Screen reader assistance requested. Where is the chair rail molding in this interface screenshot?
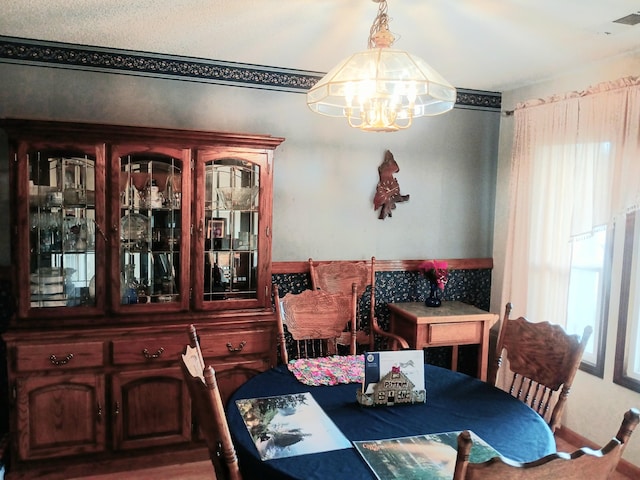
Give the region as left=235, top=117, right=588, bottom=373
left=273, top=258, right=493, bottom=274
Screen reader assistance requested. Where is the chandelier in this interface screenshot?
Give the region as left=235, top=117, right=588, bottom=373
left=306, top=0, right=456, bottom=132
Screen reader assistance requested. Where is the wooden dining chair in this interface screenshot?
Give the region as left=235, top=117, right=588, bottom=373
left=453, top=408, right=639, bottom=479
left=273, top=283, right=359, bottom=364
left=181, top=324, right=243, bottom=480
left=308, top=256, right=409, bottom=352
left=489, top=302, right=592, bottom=433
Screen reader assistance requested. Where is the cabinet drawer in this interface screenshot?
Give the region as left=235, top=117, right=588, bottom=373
left=112, top=335, right=185, bottom=366
left=15, top=342, right=105, bottom=372
left=199, top=327, right=273, bottom=358
left=428, top=322, right=482, bottom=345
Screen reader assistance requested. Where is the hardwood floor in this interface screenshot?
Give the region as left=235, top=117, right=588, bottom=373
left=66, top=460, right=214, bottom=480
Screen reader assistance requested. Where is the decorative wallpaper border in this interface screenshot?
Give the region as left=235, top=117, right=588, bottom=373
left=0, top=36, right=501, bottom=112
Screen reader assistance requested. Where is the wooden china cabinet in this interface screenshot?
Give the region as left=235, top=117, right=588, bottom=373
left=0, top=119, right=283, bottom=479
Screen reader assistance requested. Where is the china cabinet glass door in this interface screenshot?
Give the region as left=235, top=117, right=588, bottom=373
left=195, top=150, right=272, bottom=311
left=27, top=150, right=101, bottom=314
left=116, top=150, right=187, bottom=309
left=204, top=159, right=259, bottom=300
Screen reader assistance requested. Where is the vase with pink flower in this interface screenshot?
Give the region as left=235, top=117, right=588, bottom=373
left=419, top=260, right=448, bottom=307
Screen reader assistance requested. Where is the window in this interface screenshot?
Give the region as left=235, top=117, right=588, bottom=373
left=566, top=227, right=611, bottom=377
left=614, top=211, right=640, bottom=392
left=509, top=79, right=640, bottom=394
left=533, top=140, right=612, bottom=378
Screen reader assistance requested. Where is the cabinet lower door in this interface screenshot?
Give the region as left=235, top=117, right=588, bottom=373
left=111, top=367, right=191, bottom=450
left=15, top=374, right=106, bottom=460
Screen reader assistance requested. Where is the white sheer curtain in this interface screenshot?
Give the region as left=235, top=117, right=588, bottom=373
left=501, top=77, right=640, bottom=324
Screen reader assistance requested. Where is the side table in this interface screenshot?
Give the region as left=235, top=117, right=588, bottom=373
left=387, top=301, right=498, bottom=380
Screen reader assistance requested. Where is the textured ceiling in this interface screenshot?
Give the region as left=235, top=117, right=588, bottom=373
left=2, top=0, right=640, bottom=92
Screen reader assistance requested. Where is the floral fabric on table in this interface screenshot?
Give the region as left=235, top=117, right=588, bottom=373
left=287, top=355, right=364, bottom=386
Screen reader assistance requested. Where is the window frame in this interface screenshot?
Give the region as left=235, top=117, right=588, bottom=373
left=613, top=211, right=640, bottom=392
left=566, top=226, right=612, bottom=378
left=575, top=226, right=612, bottom=378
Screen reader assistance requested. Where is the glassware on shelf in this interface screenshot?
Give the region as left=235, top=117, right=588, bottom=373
left=63, top=187, right=87, bottom=206
left=29, top=211, right=39, bottom=231
left=161, top=276, right=175, bottom=294
left=30, top=181, right=60, bottom=208
left=119, top=171, right=131, bottom=206
left=130, top=172, right=150, bottom=208
left=205, top=174, right=214, bottom=210
left=167, top=173, right=182, bottom=208
left=203, top=159, right=262, bottom=300
left=235, top=231, right=250, bottom=250
left=63, top=214, right=87, bottom=251
left=136, top=279, right=150, bottom=304
left=118, top=158, right=182, bottom=308
left=121, top=263, right=139, bottom=304
left=59, top=157, right=94, bottom=207
left=151, top=171, right=170, bottom=207
left=120, top=213, right=150, bottom=250
left=215, top=186, right=259, bottom=210
left=86, top=217, right=96, bottom=250
left=26, top=154, right=98, bottom=310
left=74, top=214, right=88, bottom=252
left=46, top=191, right=63, bottom=207
left=144, top=179, right=164, bottom=209
left=39, top=212, right=62, bottom=253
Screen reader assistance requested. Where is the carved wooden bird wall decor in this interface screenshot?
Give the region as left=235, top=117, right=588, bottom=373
left=373, top=150, right=410, bottom=220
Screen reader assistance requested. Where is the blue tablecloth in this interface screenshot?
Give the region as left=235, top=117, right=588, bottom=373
left=227, top=364, right=555, bottom=480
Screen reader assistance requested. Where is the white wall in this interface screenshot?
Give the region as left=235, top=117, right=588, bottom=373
left=0, top=62, right=499, bottom=265
left=493, top=51, right=640, bottom=464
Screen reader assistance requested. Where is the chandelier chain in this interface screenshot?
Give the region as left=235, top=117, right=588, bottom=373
left=368, top=0, right=391, bottom=48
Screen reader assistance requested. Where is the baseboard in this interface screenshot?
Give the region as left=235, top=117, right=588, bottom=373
left=556, top=424, right=639, bottom=478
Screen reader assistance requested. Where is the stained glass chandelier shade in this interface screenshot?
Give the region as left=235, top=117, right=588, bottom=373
left=306, top=0, right=456, bottom=132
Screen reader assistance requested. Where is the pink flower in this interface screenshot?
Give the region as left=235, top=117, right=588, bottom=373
left=419, top=260, right=448, bottom=290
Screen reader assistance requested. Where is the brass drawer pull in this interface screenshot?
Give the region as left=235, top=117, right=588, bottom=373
left=226, top=341, right=247, bottom=353
left=142, top=347, right=165, bottom=359
left=49, top=353, right=74, bottom=366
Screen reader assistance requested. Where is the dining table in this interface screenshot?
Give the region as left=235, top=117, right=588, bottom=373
left=226, top=358, right=556, bottom=480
